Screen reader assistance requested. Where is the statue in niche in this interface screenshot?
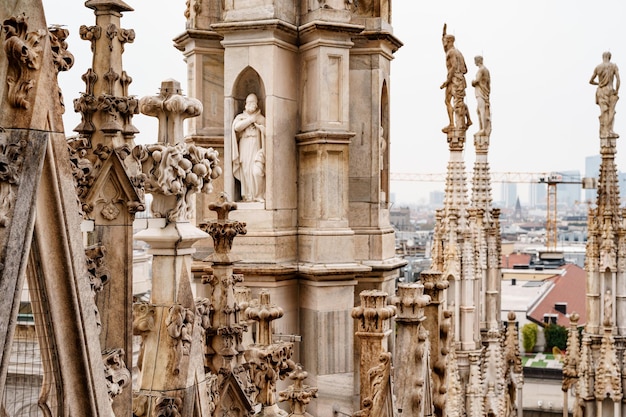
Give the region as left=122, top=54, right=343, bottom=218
left=232, top=94, right=266, bottom=202
left=590, top=52, right=620, bottom=139
left=604, top=289, right=613, bottom=326
left=440, top=24, right=472, bottom=133
left=472, top=55, right=491, bottom=136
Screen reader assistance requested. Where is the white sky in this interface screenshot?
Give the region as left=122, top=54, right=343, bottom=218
left=42, top=1, right=626, bottom=204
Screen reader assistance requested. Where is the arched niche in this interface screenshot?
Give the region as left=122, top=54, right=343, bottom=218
left=230, top=67, right=267, bottom=202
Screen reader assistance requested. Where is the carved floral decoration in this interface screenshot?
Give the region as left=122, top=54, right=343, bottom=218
left=102, top=348, right=131, bottom=402
left=132, top=302, right=156, bottom=371
left=277, top=364, right=318, bottom=416
left=2, top=14, right=45, bottom=109
left=48, top=25, right=74, bottom=113
left=133, top=143, right=220, bottom=222
left=165, top=304, right=194, bottom=376
left=353, top=353, right=393, bottom=417
left=0, top=129, right=27, bottom=227
left=154, top=396, right=182, bottom=417
left=85, top=244, right=110, bottom=331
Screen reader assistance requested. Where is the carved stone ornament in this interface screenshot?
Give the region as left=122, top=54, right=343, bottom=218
left=132, top=302, right=156, bottom=370
left=85, top=244, right=110, bottom=331
left=245, top=342, right=295, bottom=412
left=102, top=348, right=131, bottom=402
left=100, top=201, right=120, bottom=220
left=2, top=14, right=46, bottom=109
left=165, top=304, right=194, bottom=375
left=48, top=25, right=74, bottom=113
left=0, top=129, right=27, bottom=226
left=133, top=142, right=221, bottom=222
left=79, top=24, right=101, bottom=51
left=353, top=352, right=394, bottom=417
left=278, top=364, right=318, bottom=417
left=200, top=193, right=247, bottom=255
left=154, top=396, right=182, bottom=417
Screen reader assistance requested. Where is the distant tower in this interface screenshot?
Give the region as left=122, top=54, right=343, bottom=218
left=513, top=197, right=523, bottom=221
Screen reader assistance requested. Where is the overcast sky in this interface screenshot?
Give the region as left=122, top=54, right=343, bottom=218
left=42, top=1, right=626, bottom=204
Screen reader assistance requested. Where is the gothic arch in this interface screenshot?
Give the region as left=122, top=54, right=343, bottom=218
left=232, top=67, right=266, bottom=116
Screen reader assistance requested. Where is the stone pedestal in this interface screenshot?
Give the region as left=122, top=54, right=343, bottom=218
left=133, top=220, right=209, bottom=417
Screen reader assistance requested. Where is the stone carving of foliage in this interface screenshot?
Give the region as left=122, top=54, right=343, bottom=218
left=245, top=342, right=295, bottom=410
left=85, top=244, right=110, bottom=331
left=133, top=142, right=220, bottom=222
left=2, top=14, right=45, bottom=109
left=117, top=27, right=135, bottom=52
left=102, top=348, right=131, bottom=402
left=132, top=302, right=156, bottom=370
left=48, top=25, right=74, bottom=113
left=353, top=352, right=393, bottom=417
left=0, top=129, right=27, bottom=226
left=154, top=396, right=182, bottom=417
left=79, top=25, right=101, bottom=51
left=165, top=304, right=194, bottom=375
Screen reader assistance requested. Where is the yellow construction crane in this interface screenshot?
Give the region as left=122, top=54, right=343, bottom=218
left=538, top=173, right=595, bottom=251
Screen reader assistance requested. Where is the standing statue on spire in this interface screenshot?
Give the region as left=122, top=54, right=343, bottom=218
left=440, top=23, right=472, bottom=133
left=472, top=55, right=491, bottom=137
left=590, top=51, right=620, bottom=139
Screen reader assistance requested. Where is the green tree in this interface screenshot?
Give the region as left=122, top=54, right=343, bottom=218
left=521, top=323, right=538, bottom=354
left=544, top=323, right=568, bottom=352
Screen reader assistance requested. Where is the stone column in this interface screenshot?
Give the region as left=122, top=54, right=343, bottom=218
left=69, top=3, right=144, bottom=416
left=351, top=290, right=396, bottom=405
left=132, top=80, right=221, bottom=417
left=390, top=283, right=431, bottom=416
left=421, top=269, right=450, bottom=417
left=198, top=197, right=257, bottom=415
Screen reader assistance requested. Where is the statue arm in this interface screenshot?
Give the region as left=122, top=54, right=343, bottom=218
left=233, top=114, right=255, bottom=133
left=615, top=68, right=620, bottom=92
left=590, top=68, right=599, bottom=85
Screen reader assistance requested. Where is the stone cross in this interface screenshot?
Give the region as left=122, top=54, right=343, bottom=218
left=139, top=79, right=202, bottom=145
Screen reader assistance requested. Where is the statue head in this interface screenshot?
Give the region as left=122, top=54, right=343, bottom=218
left=245, top=93, right=258, bottom=114
left=603, top=51, right=612, bottom=62
left=474, top=55, right=483, bottom=66
left=442, top=34, right=455, bottom=51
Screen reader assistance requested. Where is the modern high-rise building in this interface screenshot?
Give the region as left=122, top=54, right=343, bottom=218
left=585, top=154, right=601, bottom=202
left=501, top=182, right=518, bottom=208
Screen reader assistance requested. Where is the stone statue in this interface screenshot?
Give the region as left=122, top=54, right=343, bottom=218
left=590, top=52, right=620, bottom=139
left=440, top=24, right=472, bottom=133
left=604, top=289, right=613, bottom=326
left=472, top=55, right=491, bottom=136
left=232, top=93, right=266, bottom=202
